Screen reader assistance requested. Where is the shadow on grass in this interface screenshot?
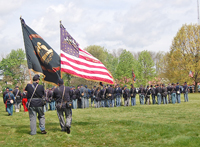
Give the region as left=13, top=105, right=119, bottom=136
left=46, top=121, right=96, bottom=132
left=1, top=124, right=30, bottom=134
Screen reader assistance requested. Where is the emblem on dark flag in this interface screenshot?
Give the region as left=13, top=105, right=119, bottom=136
left=20, top=17, right=61, bottom=85
left=35, top=42, right=53, bottom=64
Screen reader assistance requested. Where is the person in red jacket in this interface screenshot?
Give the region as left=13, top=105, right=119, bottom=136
left=22, top=89, right=28, bottom=112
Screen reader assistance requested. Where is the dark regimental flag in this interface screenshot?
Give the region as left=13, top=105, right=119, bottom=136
left=20, top=17, right=61, bottom=85
left=60, top=22, right=114, bottom=84
left=132, top=69, right=136, bottom=82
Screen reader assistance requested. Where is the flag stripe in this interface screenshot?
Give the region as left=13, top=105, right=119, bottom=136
left=62, top=68, right=113, bottom=84
left=79, top=49, right=100, bottom=61
left=61, top=51, right=113, bottom=78
left=61, top=51, right=105, bottom=67
left=61, top=65, right=113, bottom=82
left=61, top=56, right=106, bottom=71
left=61, top=60, right=113, bottom=78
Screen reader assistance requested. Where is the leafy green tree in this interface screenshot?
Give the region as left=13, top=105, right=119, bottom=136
left=115, top=49, right=136, bottom=86
left=136, top=50, right=156, bottom=86
left=105, top=52, right=118, bottom=79
left=0, top=49, right=28, bottom=88
left=159, top=24, right=200, bottom=92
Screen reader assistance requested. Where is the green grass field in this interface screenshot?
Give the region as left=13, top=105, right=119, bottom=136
left=0, top=94, right=200, bottom=147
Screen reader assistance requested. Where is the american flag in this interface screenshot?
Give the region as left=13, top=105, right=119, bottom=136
left=60, top=23, right=114, bottom=84
left=189, top=70, right=194, bottom=78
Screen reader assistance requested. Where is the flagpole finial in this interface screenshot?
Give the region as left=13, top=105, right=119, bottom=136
left=20, top=15, right=22, bottom=19
left=60, top=20, right=62, bottom=24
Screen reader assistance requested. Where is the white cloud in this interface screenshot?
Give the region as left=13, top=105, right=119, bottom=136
left=0, top=0, right=198, bottom=56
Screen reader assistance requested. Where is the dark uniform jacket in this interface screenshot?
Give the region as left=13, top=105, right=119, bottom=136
left=100, top=88, right=106, bottom=100
left=162, top=87, right=168, bottom=97
left=72, top=89, right=77, bottom=100
left=176, top=85, right=182, bottom=94
left=130, top=87, right=137, bottom=98
left=85, top=88, right=89, bottom=99
left=151, top=88, right=156, bottom=96
left=114, top=87, right=122, bottom=96
left=75, top=88, right=81, bottom=100
left=91, top=88, right=96, bottom=98
left=145, top=88, right=151, bottom=98
left=123, top=88, right=129, bottom=99
left=171, top=86, right=176, bottom=93
left=5, top=92, right=15, bottom=105
left=95, top=90, right=101, bottom=101
left=167, top=86, right=172, bottom=94
left=13, top=89, right=22, bottom=103
left=138, top=87, right=146, bottom=95
left=155, top=86, right=162, bottom=95
left=106, top=87, right=114, bottom=100
left=25, top=82, right=45, bottom=107
left=53, top=85, right=72, bottom=103
left=183, top=85, right=188, bottom=93
left=80, top=86, right=86, bottom=98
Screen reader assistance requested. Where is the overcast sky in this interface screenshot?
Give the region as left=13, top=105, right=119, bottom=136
left=0, top=0, right=198, bottom=56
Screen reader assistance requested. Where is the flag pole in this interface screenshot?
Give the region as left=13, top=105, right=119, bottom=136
left=28, top=69, right=32, bottom=84
left=60, top=20, right=62, bottom=79
left=198, top=0, right=200, bottom=25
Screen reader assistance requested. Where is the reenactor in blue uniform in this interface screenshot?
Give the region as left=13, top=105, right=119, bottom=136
left=4, top=89, right=15, bottom=116
left=106, top=85, right=114, bottom=107
left=79, top=85, right=86, bottom=109
left=25, top=74, right=46, bottom=135
left=145, top=86, right=151, bottom=105
left=91, top=86, right=96, bottom=107
left=138, top=85, right=146, bottom=105
left=13, top=86, right=22, bottom=112
left=130, top=84, right=137, bottom=106
left=123, top=85, right=130, bottom=106
left=176, top=82, right=182, bottom=103
left=76, top=85, right=81, bottom=108
left=171, top=83, right=176, bottom=104
left=105, top=85, right=109, bottom=107
left=162, top=84, right=168, bottom=104
left=72, top=86, right=77, bottom=109
left=50, top=87, right=56, bottom=110
left=53, top=79, right=72, bottom=134
left=183, top=82, right=189, bottom=102
left=47, top=88, right=53, bottom=111
left=114, top=84, right=122, bottom=107
left=167, top=83, right=172, bottom=103
left=150, top=85, right=156, bottom=104
left=155, top=84, right=162, bottom=105
left=100, top=86, right=106, bottom=107
left=84, top=85, right=89, bottom=108
left=95, top=87, right=101, bottom=108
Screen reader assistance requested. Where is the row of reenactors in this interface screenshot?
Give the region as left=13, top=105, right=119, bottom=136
left=3, top=86, right=57, bottom=115
left=59, top=81, right=189, bottom=109
left=3, top=81, right=189, bottom=114
left=3, top=86, right=29, bottom=115
left=136, top=82, right=189, bottom=105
